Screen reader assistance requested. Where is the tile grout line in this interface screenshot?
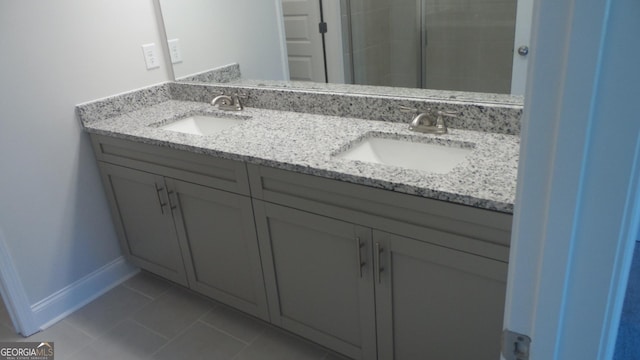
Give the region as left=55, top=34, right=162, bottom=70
left=83, top=317, right=165, bottom=360
left=60, top=319, right=98, bottom=341
left=120, top=284, right=156, bottom=301
left=121, top=282, right=174, bottom=302
left=229, top=342, right=251, bottom=360
left=195, top=319, right=252, bottom=346
left=62, top=286, right=157, bottom=352
left=59, top=318, right=133, bottom=359
left=195, top=306, right=253, bottom=360
left=146, top=303, right=217, bottom=358
left=129, top=319, right=171, bottom=341
left=89, top=316, right=136, bottom=342
left=246, top=326, right=266, bottom=346
left=64, top=274, right=338, bottom=359
left=146, top=317, right=203, bottom=358
left=229, top=327, right=271, bottom=360
left=153, top=283, right=174, bottom=298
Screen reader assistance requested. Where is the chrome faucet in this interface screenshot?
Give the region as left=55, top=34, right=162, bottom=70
left=400, top=106, right=457, bottom=134
left=211, top=92, right=246, bottom=111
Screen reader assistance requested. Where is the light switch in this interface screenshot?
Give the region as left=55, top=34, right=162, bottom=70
left=168, top=39, right=183, bottom=64
left=141, top=43, right=160, bottom=70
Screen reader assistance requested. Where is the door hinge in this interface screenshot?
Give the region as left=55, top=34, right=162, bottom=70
left=319, top=22, right=328, bottom=34
left=501, top=329, right=531, bottom=360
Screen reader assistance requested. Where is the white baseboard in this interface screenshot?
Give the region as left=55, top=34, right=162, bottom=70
left=31, top=257, right=138, bottom=330
left=0, top=230, right=39, bottom=336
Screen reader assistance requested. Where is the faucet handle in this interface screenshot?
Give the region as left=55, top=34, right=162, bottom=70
left=437, top=110, right=458, bottom=118
left=431, top=110, right=456, bottom=134
left=399, top=106, right=418, bottom=113
left=233, top=92, right=248, bottom=99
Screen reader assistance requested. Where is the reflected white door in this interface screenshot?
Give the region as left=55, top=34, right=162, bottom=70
left=281, top=0, right=326, bottom=82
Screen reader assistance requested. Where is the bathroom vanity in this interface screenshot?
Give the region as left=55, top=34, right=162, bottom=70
left=78, top=81, right=521, bottom=360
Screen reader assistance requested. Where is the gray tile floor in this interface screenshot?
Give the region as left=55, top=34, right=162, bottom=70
left=0, top=272, right=349, bottom=360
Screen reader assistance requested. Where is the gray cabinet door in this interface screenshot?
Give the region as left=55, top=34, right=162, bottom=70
left=254, top=201, right=377, bottom=360
left=167, top=179, right=269, bottom=320
left=374, top=230, right=507, bottom=360
left=99, top=163, right=189, bottom=286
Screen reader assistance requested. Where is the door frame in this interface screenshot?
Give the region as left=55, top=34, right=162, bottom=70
left=510, top=0, right=534, bottom=95
left=321, top=0, right=346, bottom=83
left=504, top=0, right=639, bottom=358
left=274, top=0, right=291, bottom=80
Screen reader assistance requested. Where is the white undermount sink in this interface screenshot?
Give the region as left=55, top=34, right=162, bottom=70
left=160, top=115, right=243, bottom=135
left=335, top=136, right=473, bottom=174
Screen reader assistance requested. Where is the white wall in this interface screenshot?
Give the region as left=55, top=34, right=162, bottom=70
left=159, top=0, right=287, bottom=80
left=0, top=0, right=169, bottom=309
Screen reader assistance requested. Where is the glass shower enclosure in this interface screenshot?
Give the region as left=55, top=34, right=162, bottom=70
left=343, top=0, right=517, bottom=94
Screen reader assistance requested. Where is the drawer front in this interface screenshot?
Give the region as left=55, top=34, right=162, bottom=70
left=91, top=134, right=250, bottom=195
left=248, top=164, right=512, bottom=262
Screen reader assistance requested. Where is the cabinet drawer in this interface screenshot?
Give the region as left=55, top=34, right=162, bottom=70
left=248, top=164, right=512, bottom=262
left=91, top=134, right=250, bottom=195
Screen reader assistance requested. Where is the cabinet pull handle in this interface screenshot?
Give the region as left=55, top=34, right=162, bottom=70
left=356, top=237, right=365, bottom=278
left=154, top=183, right=167, bottom=214
left=375, top=242, right=384, bottom=284
left=167, top=190, right=178, bottom=210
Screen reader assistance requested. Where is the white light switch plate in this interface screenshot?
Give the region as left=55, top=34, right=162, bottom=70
left=141, top=43, right=160, bottom=70
left=168, top=39, right=183, bottom=64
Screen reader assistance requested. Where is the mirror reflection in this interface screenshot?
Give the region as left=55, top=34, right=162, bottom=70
left=158, top=0, right=528, bottom=96
left=158, top=0, right=289, bottom=81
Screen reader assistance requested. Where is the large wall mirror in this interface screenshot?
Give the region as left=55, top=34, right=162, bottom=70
left=157, top=0, right=531, bottom=96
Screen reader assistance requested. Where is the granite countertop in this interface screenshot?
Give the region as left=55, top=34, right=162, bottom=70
left=223, top=79, right=525, bottom=106
left=82, top=99, right=519, bottom=213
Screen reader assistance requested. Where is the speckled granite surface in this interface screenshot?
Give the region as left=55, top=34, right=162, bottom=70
left=224, top=79, right=524, bottom=106
left=76, top=83, right=171, bottom=124
left=176, top=63, right=241, bottom=83
left=179, top=76, right=524, bottom=106
left=78, top=99, right=519, bottom=213
left=169, top=82, right=522, bottom=135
